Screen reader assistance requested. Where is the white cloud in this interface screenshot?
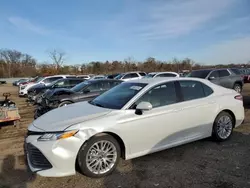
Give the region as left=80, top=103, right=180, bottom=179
left=8, top=17, right=50, bottom=35
left=196, top=36, right=250, bottom=64
left=137, top=0, right=236, bottom=40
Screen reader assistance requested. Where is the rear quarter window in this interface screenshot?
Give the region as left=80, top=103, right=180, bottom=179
left=202, top=84, right=213, bottom=96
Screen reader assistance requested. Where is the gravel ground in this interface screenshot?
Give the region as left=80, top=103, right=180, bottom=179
left=0, top=84, right=250, bottom=188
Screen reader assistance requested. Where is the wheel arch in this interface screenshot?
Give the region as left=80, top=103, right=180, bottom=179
left=75, top=131, right=127, bottom=173
left=216, top=109, right=236, bottom=128
left=234, top=81, right=243, bottom=87
left=59, top=99, right=74, bottom=104
left=102, top=132, right=126, bottom=159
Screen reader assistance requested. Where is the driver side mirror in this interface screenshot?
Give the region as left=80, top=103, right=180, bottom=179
left=83, top=89, right=90, bottom=94
left=135, top=101, right=152, bottom=115
left=208, top=76, right=215, bottom=80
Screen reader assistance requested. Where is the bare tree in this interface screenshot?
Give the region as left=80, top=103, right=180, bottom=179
left=0, top=49, right=22, bottom=77
left=48, top=49, right=66, bottom=72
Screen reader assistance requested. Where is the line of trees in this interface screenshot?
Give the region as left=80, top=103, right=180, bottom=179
left=0, top=48, right=249, bottom=78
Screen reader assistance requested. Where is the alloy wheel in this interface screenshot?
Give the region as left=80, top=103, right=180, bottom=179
left=86, top=141, right=117, bottom=175
left=216, top=115, right=233, bottom=139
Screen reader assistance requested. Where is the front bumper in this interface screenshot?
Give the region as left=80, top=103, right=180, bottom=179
left=19, top=90, right=27, bottom=96
left=25, top=134, right=85, bottom=177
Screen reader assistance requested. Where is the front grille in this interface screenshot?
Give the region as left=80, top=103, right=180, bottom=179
left=26, top=143, right=52, bottom=169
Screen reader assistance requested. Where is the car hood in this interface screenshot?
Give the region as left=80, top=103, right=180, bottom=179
left=29, top=101, right=112, bottom=132
left=33, top=84, right=48, bottom=89
left=29, top=83, right=47, bottom=91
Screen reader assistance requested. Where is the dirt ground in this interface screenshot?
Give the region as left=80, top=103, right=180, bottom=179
left=0, top=84, right=250, bottom=188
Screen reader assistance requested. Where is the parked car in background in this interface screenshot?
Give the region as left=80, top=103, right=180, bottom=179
left=187, top=68, right=244, bottom=93
left=27, top=78, right=85, bottom=103
left=19, top=76, right=40, bottom=86
left=114, top=71, right=147, bottom=81
left=144, top=72, right=179, bottom=78
left=26, top=77, right=244, bottom=178
left=89, top=75, right=106, bottom=80
left=77, top=75, right=93, bottom=79
left=238, top=68, right=250, bottom=83
left=106, top=73, right=120, bottom=79
left=34, top=79, right=123, bottom=118
left=19, top=75, right=75, bottom=97
left=12, top=78, right=30, bottom=86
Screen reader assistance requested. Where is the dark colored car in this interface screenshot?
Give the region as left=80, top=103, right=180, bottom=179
left=187, top=68, right=244, bottom=93
left=27, top=78, right=85, bottom=103
left=34, top=79, right=123, bottom=119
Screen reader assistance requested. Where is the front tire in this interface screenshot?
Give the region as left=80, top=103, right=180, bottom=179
left=212, top=111, right=234, bottom=142
left=77, top=133, right=121, bottom=178
left=233, top=83, right=242, bottom=93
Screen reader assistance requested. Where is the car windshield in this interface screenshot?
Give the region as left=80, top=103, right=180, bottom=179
left=144, top=74, right=156, bottom=78
left=89, top=82, right=147, bottom=109
left=35, top=77, right=44, bottom=83
left=71, top=81, right=89, bottom=92
left=47, top=79, right=61, bottom=87
left=114, top=74, right=124, bottom=79
left=187, top=70, right=211, bottom=78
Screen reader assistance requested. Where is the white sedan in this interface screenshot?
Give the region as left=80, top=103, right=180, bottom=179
left=25, top=77, right=244, bottom=178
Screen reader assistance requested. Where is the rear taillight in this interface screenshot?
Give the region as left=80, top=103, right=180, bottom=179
left=235, top=95, right=243, bottom=101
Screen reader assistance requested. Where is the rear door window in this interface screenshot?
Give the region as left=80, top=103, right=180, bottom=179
left=179, top=81, right=205, bottom=101
left=209, top=71, right=219, bottom=78
left=54, top=80, right=69, bottom=87
left=218, top=70, right=230, bottom=77
left=69, top=79, right=83, bottom=85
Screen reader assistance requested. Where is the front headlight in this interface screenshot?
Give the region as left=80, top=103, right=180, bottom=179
left=37, top=130, right=78, bottom=141
left=21, top=85, right=26, bottom=90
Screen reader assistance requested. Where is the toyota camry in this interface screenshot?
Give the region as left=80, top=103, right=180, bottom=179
left=25, top=77, right=244, bottom=178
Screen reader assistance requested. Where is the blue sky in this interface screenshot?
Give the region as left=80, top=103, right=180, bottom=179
left=0, top=0, right=250, bottom=65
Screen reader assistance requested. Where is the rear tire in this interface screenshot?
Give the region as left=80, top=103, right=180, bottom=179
left=77, top=133, right=121, bottom=178
left=233, top=83, right=242, bottom=93
left=212, top=111, right=234, bottom=142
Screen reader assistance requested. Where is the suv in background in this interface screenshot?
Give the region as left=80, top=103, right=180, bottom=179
left=144, top=72, right=179, bottom=78
left=188, top=68, right=244, bottom=93
left=114, top=71, right=147, bottom=81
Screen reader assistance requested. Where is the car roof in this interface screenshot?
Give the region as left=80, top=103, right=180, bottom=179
left=86, top=79, right=123, bottom=83
left=123, top=71, right=145, bottom=74
left=57, top=78, right=85, bottom=81
left=44, top=75, right=74, bottom=78
left=127, top=77, right=212, bottom=85
left=149, top=71, right=178, bottom=74
left=192, top=68, right=233, bottom=72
